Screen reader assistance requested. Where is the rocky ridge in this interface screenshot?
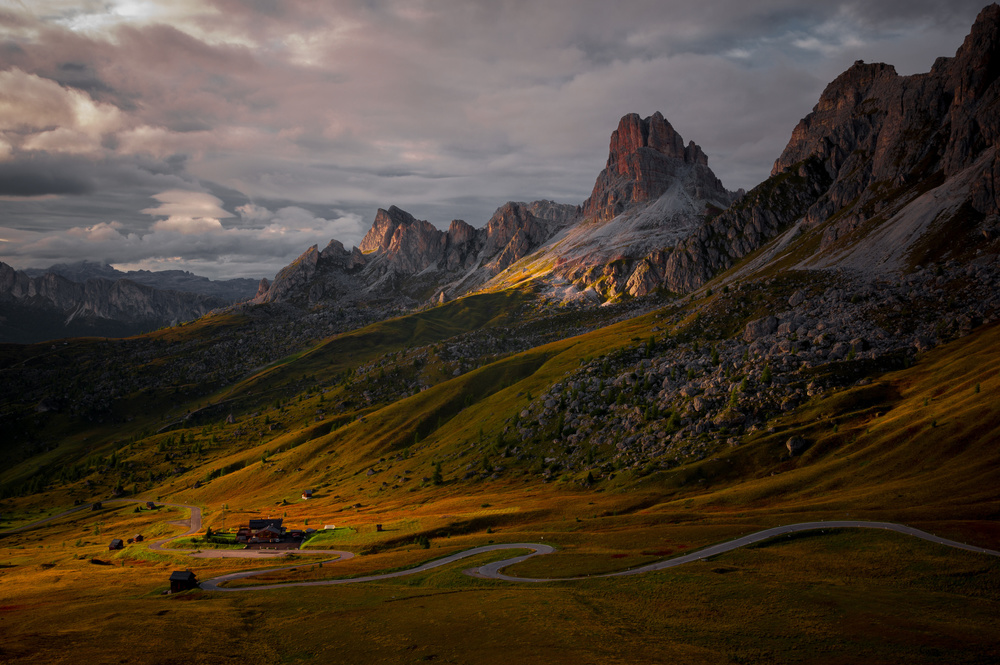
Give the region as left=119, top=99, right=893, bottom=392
left=651, top=3, right=1000, bottom=292
left=250, top=200, right=579, bottom=307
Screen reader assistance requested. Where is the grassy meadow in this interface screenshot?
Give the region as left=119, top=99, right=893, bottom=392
left=2, top=284, right=1000, bottom=663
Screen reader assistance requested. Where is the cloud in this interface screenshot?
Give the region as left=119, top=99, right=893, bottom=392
left=1, top=192, right=364, bottom=279
left=0, top=157, right=96, bottom=196
left=0, top=67, right=126, bottom=158
left=142, top=189, right=231, bottom=234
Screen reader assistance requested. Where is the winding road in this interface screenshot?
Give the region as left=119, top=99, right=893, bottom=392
left=3, top=500, right=998, bottom=591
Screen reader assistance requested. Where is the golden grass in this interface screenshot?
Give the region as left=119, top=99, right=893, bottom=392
left=3, top=522, right=998, bottom=664
left=5, top=280, right=1000, bottom=661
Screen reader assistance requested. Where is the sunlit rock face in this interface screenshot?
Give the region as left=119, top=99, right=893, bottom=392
left=581, top=111, right=728, bottom=223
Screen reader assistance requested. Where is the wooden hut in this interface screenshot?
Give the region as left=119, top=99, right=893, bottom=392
left=169, top=570, right=198, bottom=593
left=109, top=538, right=124, bottom=550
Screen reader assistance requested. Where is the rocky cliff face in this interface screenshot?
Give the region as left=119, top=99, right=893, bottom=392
left=491, top=112, right=736, bottom=300
left=581, top=112, right=727, bottom=222
left=648, top=3, right=1000, bottom=292
left=0, top=261, right=230, bottom=343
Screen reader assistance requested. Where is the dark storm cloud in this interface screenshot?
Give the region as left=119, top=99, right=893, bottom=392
left=0, top=161, right=94, bottom=196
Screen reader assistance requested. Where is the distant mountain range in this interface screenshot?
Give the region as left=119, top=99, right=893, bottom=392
left=0, top=261, right=259, bottom=343
left=21, top=261, right=259, bottom=301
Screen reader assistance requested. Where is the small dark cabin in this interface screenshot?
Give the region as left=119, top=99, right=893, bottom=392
left=109, top=538, right=124, bottom=550
left=169, top=570, right=198, bottom=593
left=146, top=501, right=156, bottom=509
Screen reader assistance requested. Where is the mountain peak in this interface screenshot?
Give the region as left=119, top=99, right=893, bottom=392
left=359, top=206, right=420, bottom=254
left=581, top=112, right=724, bottom=222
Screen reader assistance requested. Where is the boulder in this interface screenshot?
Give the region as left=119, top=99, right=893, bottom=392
left=786, top=436, right=807, bottom=455
left=744, top=316, right=778, bottom=342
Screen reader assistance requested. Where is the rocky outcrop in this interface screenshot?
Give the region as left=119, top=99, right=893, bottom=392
left=582, top=112, right=726, bottom=222
left=506, top=112, right=736, bottom=300
left=254, top=245, right=320, bottom=304
left=655, top=156, right=834, bottom=292
left=773, top=4, right=1000, bottom=241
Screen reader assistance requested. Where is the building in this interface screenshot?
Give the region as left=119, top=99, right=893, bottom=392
left=146, top=501, right=156, bottom=509
left=169, top=570, right=198, bottom=593
left=301, top=489, right=313, bottom=499
left=133, top=534, right=144, bottom=543
left=248, top=518, right=283, bottom=531
left=239, top=518, right=286, bottom=544
left=109, top=538, right=124, bottom=550
left=250, top=524, right=282, bottom=543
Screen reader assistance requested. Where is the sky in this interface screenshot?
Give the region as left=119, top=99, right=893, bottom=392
left=0, top=0, right=991, bottom=280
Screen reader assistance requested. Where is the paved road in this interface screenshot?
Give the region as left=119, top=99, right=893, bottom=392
left=471, top=521, right=1000, bottom=583
left=201, top=543, right=553, bottom=591
left=203, top=520, right=1000, bottom=591
left=5, top=501, right=998, bottom=590
left=0, top=498, right=199, bottom=537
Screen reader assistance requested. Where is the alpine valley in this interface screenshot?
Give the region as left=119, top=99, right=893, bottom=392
left=2, top=6, right=1000, bottom=665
